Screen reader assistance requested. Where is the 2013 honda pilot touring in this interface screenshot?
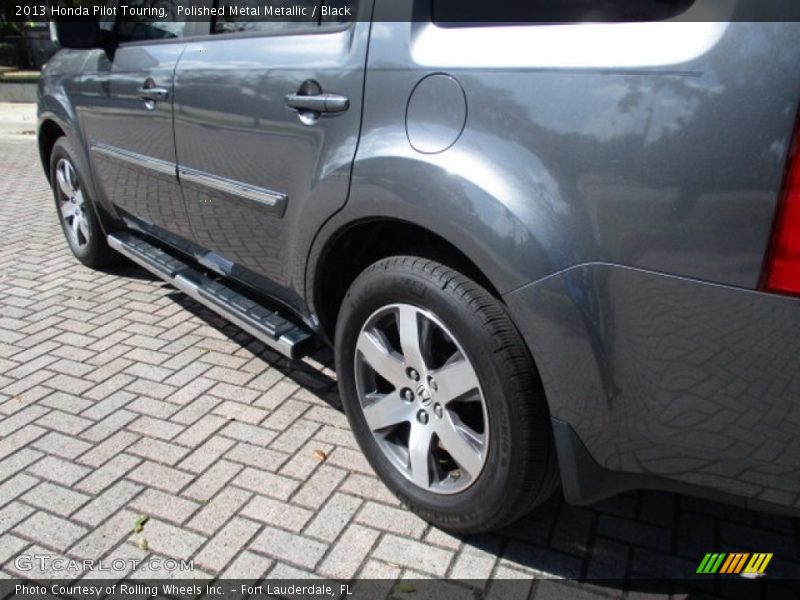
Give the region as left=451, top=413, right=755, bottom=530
left=38, top=1, right=800, bottom=532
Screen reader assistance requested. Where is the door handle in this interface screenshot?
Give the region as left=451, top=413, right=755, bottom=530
left=138, top=86, right=169, bottom=102
left=284, top=93, right=349, bottom=114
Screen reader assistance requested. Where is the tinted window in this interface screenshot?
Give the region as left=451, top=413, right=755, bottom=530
left=433, top=0, right=694, bottom=25
left=214, top=0, right=321, bottom=34
left=115, top=0, right=187, bottom=42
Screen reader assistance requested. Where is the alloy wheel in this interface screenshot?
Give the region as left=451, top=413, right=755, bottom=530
left=354, top=303, right=489, bottom=494
left=55, top=158, right=90, bottom=249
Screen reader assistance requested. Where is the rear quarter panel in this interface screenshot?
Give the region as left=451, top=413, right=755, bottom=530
left=338, top=7, right=800, bottom=507
left=346, top=15, right=800, bottom=292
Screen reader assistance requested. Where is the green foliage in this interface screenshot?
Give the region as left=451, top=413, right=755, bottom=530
left=131, top=514, right=150, bottom=533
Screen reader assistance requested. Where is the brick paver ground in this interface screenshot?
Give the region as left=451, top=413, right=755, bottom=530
left=1, top=128, right=800, bottom=598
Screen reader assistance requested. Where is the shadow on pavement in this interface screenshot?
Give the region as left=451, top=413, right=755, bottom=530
left=100, top=259, right=162, bottom=282
left=168, top=290, right=340, bottom=409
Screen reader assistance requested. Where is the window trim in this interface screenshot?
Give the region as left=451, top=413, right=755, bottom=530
left=206, top=0, right=358, bottom=38
left=109, top=0, right=358, bottom=47
left=202, top=21, right=351, bottom=41
left=211, top=0, right=322, bottom=36
left=103, top=0, right=213, bottom=48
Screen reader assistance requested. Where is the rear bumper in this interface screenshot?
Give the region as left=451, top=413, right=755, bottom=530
left=505, top=263, right=800, bottom=513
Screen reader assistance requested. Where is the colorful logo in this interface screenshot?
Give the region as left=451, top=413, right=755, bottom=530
left=696, top=553, right=772, bottom=576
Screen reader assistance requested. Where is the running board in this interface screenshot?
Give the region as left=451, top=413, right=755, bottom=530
left=107, top=232, right=314, bottom=360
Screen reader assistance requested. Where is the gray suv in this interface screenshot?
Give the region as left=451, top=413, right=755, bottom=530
left=38, top=2, right=800, bottom=532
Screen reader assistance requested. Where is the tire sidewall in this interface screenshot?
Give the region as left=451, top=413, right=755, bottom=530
left=336, top=261, right=524, bottom=529
left=50, top=137, right=103, bottom=264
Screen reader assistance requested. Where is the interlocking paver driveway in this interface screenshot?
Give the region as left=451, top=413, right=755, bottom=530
left=1, top=124, right=800, bottom=598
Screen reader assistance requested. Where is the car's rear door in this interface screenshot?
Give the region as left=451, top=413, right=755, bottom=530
left=173, top=0, right=370, bottom=306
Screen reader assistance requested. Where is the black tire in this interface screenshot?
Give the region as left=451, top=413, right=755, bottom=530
left=50, top=137, right=119, bottom=268
left=335, top=256, right=559, bottom=533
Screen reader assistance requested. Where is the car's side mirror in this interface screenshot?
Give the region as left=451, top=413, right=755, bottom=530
left=50, top=20, right=102, bottom=49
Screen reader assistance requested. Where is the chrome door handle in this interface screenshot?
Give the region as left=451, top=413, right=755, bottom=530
left=138, top=86, right=169, bottom=102
left=284, top=93, right=349, bottom=114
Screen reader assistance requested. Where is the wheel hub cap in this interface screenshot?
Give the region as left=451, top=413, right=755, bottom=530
left=416, top=384, right=432, bottom=405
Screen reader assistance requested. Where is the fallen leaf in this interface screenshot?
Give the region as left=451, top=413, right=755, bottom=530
left=393, top=582, right=416, bottom=594
left=131, top=514, right=149, bottom=533
left=138, top=537, right=149, bottom=551
left=312, top=449, right=327, bottom=461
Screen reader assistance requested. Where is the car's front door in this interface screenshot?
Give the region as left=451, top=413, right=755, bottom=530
left=77, top=7, right=195, bottom=242
left=173, top=1, right=371, bottom=307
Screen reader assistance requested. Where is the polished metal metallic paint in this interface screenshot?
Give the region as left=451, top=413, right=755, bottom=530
left=507, top=264, right=800, bottom=509
left=81, top=43, right=192, bottom=239
left=405, top=73, right=467, bottom=154
left=172, top=18, right=372, bottom=296
left=38, top=1, right=800, bottom=512
left=349, top=14, right=800, bottom=291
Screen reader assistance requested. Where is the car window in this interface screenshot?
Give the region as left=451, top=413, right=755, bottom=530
left=432, top=0, right=694, bottom=25
left=213, top=0, right=322, bottom=34
left=115, top=0, right=188, bottom=42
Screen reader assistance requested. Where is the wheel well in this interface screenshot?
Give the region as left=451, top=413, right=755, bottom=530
left=38, top=120, right=65, bottom=182
left=314, top=219, right=502, bottom=343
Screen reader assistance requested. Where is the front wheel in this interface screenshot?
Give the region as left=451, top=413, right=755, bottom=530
left=50, top=137, right=119, bottom=269
left=335, top=256, right=558, bottom=533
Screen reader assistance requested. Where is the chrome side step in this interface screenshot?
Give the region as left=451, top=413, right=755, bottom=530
left=108, top=232, right=314, bottom=360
